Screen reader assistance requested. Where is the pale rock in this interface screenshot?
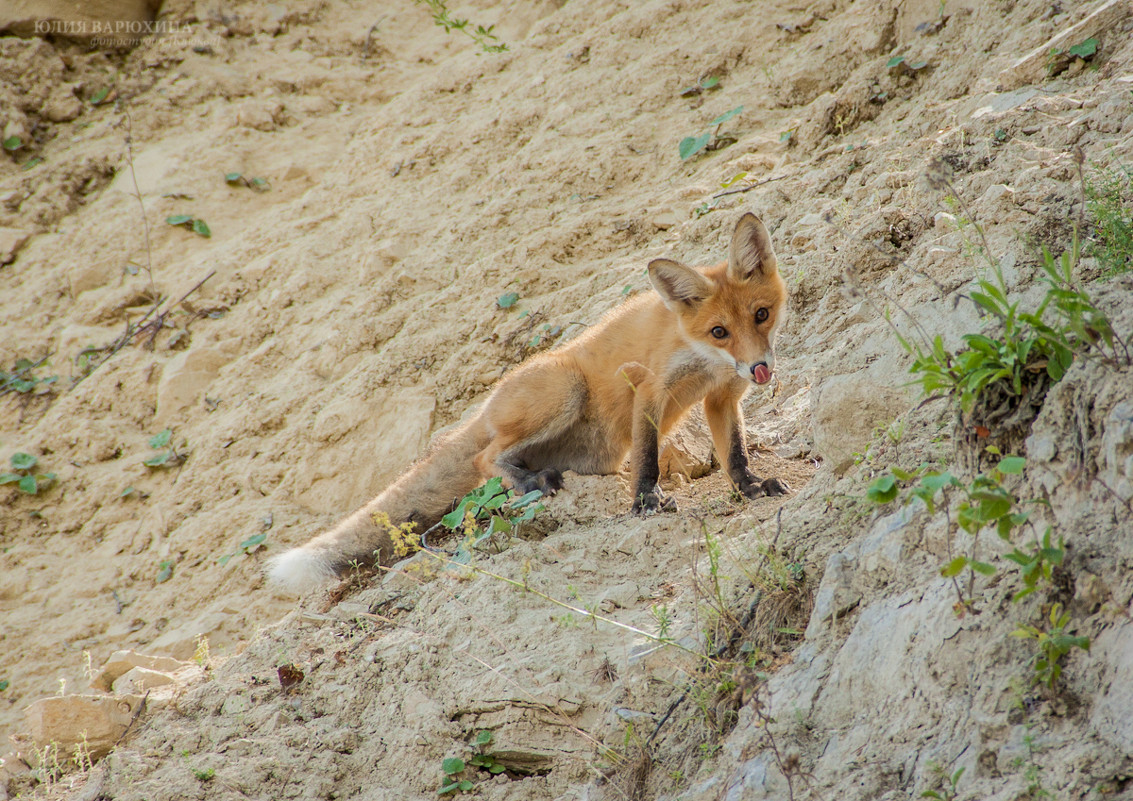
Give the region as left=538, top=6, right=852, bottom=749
left=147, top=610, right=232, bottom=660
left=23, top=694, right=144, bottom=759
left=90, top=650, right=187, bottom=692
left=110, top=667, right=177, bottom=695
left=811, top=373, right=908, bottom=474
left=650, top=208, right=680, bottom=230
left=806, top=550, right=860, bottom=637
left=0, top=227, right=31, bottom=265
left=981, top=183, right=1014, bottom=208
left=797, top=212, right=826, bottom=226
left=1099, top=401, right=1133, bottom=499
left=659, top=407, right=715, bottom=480
left=933, top=211, right=956, bottom=229
left=156, top=346, right=232, bottom=420
left=43, top=86, right=82, bottom=123
left=1090, top=622, right=1133, bottom=754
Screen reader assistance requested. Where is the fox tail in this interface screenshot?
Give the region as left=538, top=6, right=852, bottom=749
left=267, top=418, right=488, bottom=593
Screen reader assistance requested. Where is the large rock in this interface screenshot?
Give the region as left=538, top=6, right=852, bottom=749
left=811, top=373, right=908, bottom=474
left=23, top=694, right=144, bottom=759
left=89, top=650, right=187, bottom=692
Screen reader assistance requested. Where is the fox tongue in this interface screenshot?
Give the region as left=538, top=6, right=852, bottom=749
left=753, top=364, right=772, bottom=384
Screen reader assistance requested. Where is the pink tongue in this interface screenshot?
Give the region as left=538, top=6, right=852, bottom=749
left=753, top=364, right=772, bottom=384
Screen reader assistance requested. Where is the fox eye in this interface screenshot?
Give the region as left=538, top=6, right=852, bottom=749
left=710, top=326, right=728, bottom=339
left=755, top=307, right=769, bottom=323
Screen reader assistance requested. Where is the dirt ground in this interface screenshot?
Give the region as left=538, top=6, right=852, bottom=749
left=2, top=0, right=1132, bottom=799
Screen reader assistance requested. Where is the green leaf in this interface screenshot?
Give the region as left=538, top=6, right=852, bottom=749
left=225, top=172, right=243, bottom=182
left=21, top=156, right=43, bottom=171
left=970, top=560, right=997, bottom=576
left=700, top=76, right=719, bottom=89
left=997, top=456, right=1026, bottom=475
left=940, top=556, right=968, bottom=578
left=2, top=136, right=23, bottom=152
left=886, top=55, right=905, bottom=68
left=143, top=452, right=172, bottom=467
left=489, top=764, right=506, bottom=774
left=0, top=679, right=8, bottom=691
left=679, top=132, right=711, bottom=161
left=1067, top=37, right=1098, bottom=58
left=166, top=214, right=193, bottom=226
left=442, top=758, right=465, bottom=775
left=156, top=561, right=174, bottom=583
left=497, top=292, right=519, bottom=309
left=439, top=781, right=459, bottom=794
left=866, top=474, right=898, bottom=503
left=192, top=218, right=211, bottom=237
left=217, top=554, right=233, bottom=566
left=10, top=452, right=37, bottom=470
left=458, top=781, right=474, bottom=791
left=239, top=533, right=267, bottom=552
left=708, top=106, right=744, bottom=127
left=121, top=486, right=136, bottom=497
left=0, top=473, right=21, bottom=484
left=90, top=87, right=111, bottom=104
left=908, top=60, right=927, bottom=70
left=149, top=429, right=172, bottom=448
left=17, top=475, right=37, bottom=494
left=441, top=500, right=471, bottom=530
left=509, top=490, right=543, bottom=509
left=475, top=730, right=493, bottom=746
left=921, top=471, right=956, bottom=491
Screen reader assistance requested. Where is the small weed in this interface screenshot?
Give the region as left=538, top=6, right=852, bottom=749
left=528, top=322, right=562, bottom=348
left=921, top=765, right=964, bottom=800
left=679, top=106, right=744, bottom=161
left=1083, top=164, right=1133, bottom=276
left=0, top=679, right=9, bottom=691
left=886, top=55, right=928, bottom=75
left=497, top=291, right=519, bottom=309
left=439, top=476, right=544, bottom=562
left=144, top=428, right=184, bottom=468
left=89, top=86, right=112, bottom=105
left=71, top=732, right=94, bottom=775
left=439, top=758, right=473, bottom=794
left=1012, top=602, right=1090, bottom=689
left=679, top=75, right=721, bottom=97
left=0, top=452, right=57, bottom=495
left=224, top=172, right=270, bottom=191
left=1, top=357, right=58, bottom=396
left=192, top=767, right=215, bottom=782
left=165, top=214, right=211, bottom=238
left=216, top=533, right=268, bottom=566
left=156, top=559, right=175, bottom=583
left=193, top=635, right=212, bottom=669
left=2, top=136, right=22, bottom=153
left=414, top=0, right=507, bottom=53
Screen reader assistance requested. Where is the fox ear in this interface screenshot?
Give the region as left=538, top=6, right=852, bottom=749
left=728, top=213, right=778, bottom=282
left=649, top=258, right=713, bottom=307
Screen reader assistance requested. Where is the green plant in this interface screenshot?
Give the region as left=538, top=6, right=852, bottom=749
left=165, top=214, right=211, bottom=238
left=224, top=172, right=270, bottom=191
left=1083, top=164, right=1133, bottom=276
left=192, top=767, right=215, bottom=782
left=497, top=291, right=519, bottom=309
left=1012, top=602, right=1090, bottom=689
left=156, top=559, right=175, bottom=583
left=0, top=452, right=57, bottom=495
left=439, top=757, right=472, bottom=794
left=439, top=477, right=543, bottom=562
left=679, top=106, right=744, bottom=161
left=144, top=428, right=183, bottom=468
left=217, top=533, right=268, bottom=565
left=2, top=136, right=22, bottom=153
left=414, top=0, right=507, bottom=53
left=679, top=75, right=721, bottom=97
left=0, top=679, right=9, bottom=691
left=921, top=765, right=964, bottom=800
left=1, top=357, right=58, bottom=396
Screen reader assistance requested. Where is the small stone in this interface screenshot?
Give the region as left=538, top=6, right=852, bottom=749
left=111, top=667, right=178, bottom=695
left=0, top=227, right=31, bottom=265
left=90, top=650, right=188, bottom=692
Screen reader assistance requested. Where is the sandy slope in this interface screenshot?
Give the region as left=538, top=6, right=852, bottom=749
left=1, top=0, right=1132, bottom=798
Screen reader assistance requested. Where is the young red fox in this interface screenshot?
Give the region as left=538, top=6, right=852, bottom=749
left=269, top=213, right=789, bottom=591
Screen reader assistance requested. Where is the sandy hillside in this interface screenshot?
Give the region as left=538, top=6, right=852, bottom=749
left=2, top=0, right=1133, bottom=798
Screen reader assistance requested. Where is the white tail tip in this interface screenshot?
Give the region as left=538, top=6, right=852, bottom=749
left=267, top=547, right=337, bottom=594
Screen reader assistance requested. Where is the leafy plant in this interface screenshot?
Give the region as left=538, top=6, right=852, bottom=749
left=165, top=214, right=211, bottom=238
left=0, top=452, right=57, bottom=495
left=887, top=55, right=928, bottom=72
left=497, top=291, right=519, bottom=309
left=217, top=533, right=268, bottom=566
left=144, top=429, right=183, bottom=468
left=224, top=172, right=270, bottom=191
left=1, top=357, right=58, bottom=397
left=679, top=76, right=721, bottom=97
left=922, top=766, right=964, bottom=800
left=440, top=477, right=543, bottom=563
left=156, top=559, right=175, bottom=583
left=679, top=106, right=744, bottom=161
left=414, top=0, right=507, bottom=54
left=1012, top=603, right=1090, bottom=688
left=1083, top=163, right=1133, bottom=276
left=439, top=730, right=506, bottom=794
left=192, top=767, right=215, bottom=781
left=1067, top=37, right=1098, bottom=59
left=2, top=136, right=22, bottom=152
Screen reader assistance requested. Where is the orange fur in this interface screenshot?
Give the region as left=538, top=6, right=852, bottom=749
left=268, top=213, right=790, bottom=592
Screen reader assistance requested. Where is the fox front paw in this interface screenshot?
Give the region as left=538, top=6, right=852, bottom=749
left=632, top=489, right=677, bottom=515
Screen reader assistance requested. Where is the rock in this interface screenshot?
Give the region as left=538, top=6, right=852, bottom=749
left=797, top=212, right=826, bottom=226
left=659, top=407, right=715, bottom=480
left=998, top=0, right=1130, bottom=90
left=147, top=610, right=232, bottom=660
left=90, top=650, right=188, bottom=692
left=650, top=209, right=680, bottom=231
left=23, top=694, right=144, bottom=759
left=43, top=86, right=82, bottom=122
left=811, top=373, right=908, bottom=474
left=806, top=550, right=861, bottom=637
left=110, top=667, right=178, bottom=695
left=980, top=183, right=1014, bottom=208
left=0, top=227, right=31, bottom=265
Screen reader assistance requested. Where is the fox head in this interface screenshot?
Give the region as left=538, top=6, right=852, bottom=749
left=648, top=213, right=787, bottom=385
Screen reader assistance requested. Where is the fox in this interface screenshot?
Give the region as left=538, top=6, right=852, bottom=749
left=269, top=212, right=790, bottom=592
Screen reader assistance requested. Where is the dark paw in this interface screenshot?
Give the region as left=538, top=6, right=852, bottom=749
left=535, top=467, right=564, bottom=496
left=738, top=475, right=791, bottom=499
left=632, top=489, right=677, bottom=515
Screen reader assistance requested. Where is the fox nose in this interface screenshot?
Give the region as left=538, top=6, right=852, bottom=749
left=751, top=362, right=772, bottom=384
